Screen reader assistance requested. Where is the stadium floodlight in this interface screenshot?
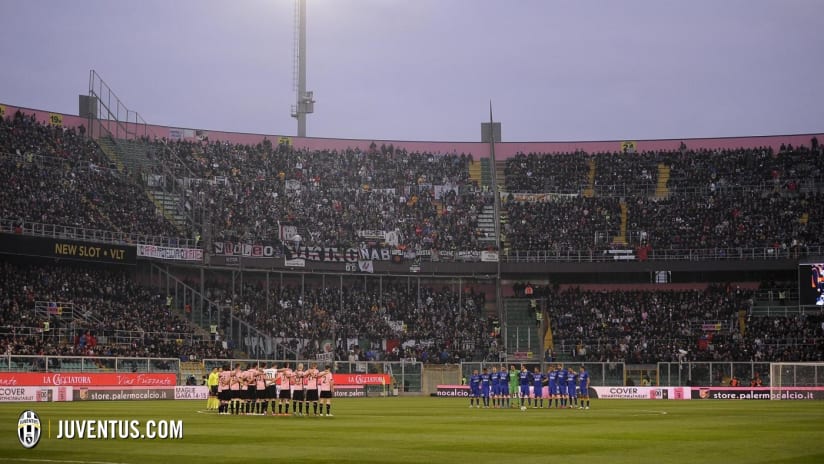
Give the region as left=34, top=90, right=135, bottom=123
left=290, top=0, right=315, bottom=137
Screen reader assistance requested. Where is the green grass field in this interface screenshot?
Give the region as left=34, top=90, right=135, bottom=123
left=1, top=398, right=823, bottom=464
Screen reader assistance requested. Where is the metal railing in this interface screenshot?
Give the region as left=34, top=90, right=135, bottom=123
left=0, top=354, right=179, bottom=374
left=751, top=306, right=823, bottom=317
left=4, top=215, right=816, bottom=263
left=502, top=246, right=818, bottom=263
left=657, top=361, right=774, bottom=387
left=0, top=218, right=195, bottom=248
left=150, top=264, right=290, bottom=359
left=88, top=70, right=148, bottom=141
left=0, top=325, right=207, bottom=347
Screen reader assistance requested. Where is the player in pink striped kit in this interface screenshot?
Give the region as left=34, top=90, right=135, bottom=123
left=318, top=364, right=335, bottom=416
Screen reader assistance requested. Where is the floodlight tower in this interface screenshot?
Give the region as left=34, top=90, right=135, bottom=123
left=291, top=0, right=315, bottom=137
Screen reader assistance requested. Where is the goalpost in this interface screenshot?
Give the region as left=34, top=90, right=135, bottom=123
left=769, top=362, right=824, bottom=400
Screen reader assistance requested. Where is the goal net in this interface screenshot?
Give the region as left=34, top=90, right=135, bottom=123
left=769, top=363, right=824, bottom=400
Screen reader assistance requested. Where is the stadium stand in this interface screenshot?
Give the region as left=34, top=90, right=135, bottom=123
left=204, top=279, right=492, bottom=362
left=1, top=110, right=181, bottom=241
left=503, top=142, right=824, bottom=254
left=0, top=104, right=821, bottom=370
left=0, top=261, right=230, bottom=360
left=515, top=285, right=823, bottom=364
left=148, top=138, right=493, bottom=250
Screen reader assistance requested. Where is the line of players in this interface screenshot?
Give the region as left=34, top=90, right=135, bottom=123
left=208, top=362, right=335, bottom=417
left=469, top=364, right=591, bottom=410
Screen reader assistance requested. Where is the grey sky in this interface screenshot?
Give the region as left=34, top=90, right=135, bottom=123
left=1, top=0, right=822, bottom=141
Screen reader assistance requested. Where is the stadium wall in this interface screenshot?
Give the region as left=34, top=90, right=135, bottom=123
left=2, top=103, right=821, bottom=160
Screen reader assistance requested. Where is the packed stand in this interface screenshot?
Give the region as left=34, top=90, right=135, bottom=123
left=205, top=278, right=492, bottom=362
left=0, top=110, right=180, bottom=239
left=514, top=284, right=823, bottom=364
left=148, top=138, right=493, bottom=251
left=0, top=261, right=231, bottom=360
left=504, top=139, right=824, bottom=253
left=505, top=197, right=622, bottom=252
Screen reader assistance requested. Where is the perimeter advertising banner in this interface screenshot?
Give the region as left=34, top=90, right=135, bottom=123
left=435, top=385, right=605, bottom=398
left=435, top=385, right=470, bottom=397
left=0, top=234, right=136, bottom=264
left=0, top=386, right=73, bottom=402
left=0, top=373, right=177, bottom=387
left=173, top=386, right=209, bottom=400
left=71, top=386, right=174, bottom=401
left=590, top=386, right=690, bottom=400
left=0, top=385, right=208, bottom=402
left=332, top=374, right=391, bottom=385
left=691, top=387, right=824, bottom=400
left=434, top=385, right=559, bottom=397
left=333, top=385, right=366, bottom=397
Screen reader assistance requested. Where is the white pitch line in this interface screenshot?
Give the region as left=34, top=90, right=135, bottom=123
left=0, top=458, right=132, bottom=464
left=629, top=409, right=669, bottom=416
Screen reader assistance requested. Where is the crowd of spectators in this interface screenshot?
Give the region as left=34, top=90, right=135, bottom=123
left=5, top=109, right=824, bottom=370
left=6, top=107, right=824, bottom=256
left=504, top=139, right=824, bottom=253
left=505, top=197, right=622, bottom=252
left=203, top=277, right=492, bottom=362
left=0, top=261, right=231, bottom=360
left=149, top=138, right=493, bottom=250
left=517, top=284, right=823, bottom=364
left=0, top=110, right=179, bottom=238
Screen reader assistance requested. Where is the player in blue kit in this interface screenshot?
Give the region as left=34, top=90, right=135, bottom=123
left=480, top=367, right=491, bottom=408
left=578, top=365, right=590, bottom=409
left=548, top=365, right=558, bottom=408
left=518, top=365, right=531, bottom=409
left=490, top=366, right=501, bottom=408
left=557, top=364, right=568, bottom=408
left=566, top=367, right=578, bottom=408
left=469, top=368, right=481, bottom=408
left=498, top=365, right=511, bottom=409
left=532, top=366, right=545, bottom=408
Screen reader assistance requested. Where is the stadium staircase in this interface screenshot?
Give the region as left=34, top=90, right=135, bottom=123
left=504, top=299, right=541, bottom=359
left=150, top=264, right=284, bottom=359
left=468, top=159, right=483, bottom=187
left=480, top=158, right=493, bottom=189
left=500, top=207, right=509, bottom=252
left=96, top=136, right=125, bottom=172
left=476, top=205, right=497, bottom=246
left=583, top=159, right=596, bottom=198
left=495, top=159, right=507, bottom=192
left=96, top=136, right=189, bottom=233
left=117, top=139, right=189, bottom=232
left=147, top=191, right=188, bottom=232
left=655, top=163, right=671, bottom=199
left=612, top=201, right=628, bottom=246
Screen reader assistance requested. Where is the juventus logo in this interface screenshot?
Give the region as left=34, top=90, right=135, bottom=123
left=17, top=410, right=41, bottom=449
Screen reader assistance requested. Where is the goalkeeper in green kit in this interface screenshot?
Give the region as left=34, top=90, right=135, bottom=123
left=509, top=365, right=519, bottom=408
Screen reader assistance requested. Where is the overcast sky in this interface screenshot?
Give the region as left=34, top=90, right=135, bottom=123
left=1, top=0, right=822, bottom=141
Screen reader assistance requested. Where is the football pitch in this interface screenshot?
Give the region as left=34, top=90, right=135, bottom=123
left=1, top=398, right=823, bottom=464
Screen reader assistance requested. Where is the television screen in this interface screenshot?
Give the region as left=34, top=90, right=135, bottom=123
left=798, top=263, right=824, bottom=306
